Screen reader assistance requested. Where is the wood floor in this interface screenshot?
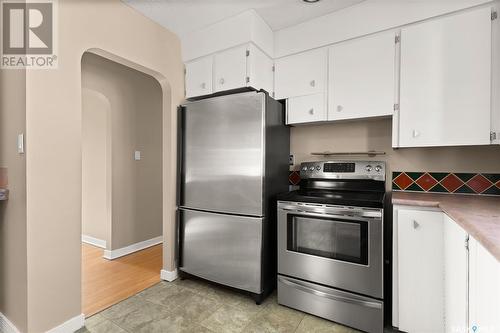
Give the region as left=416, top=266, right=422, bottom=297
left=82, top=243, right=162, bottom=317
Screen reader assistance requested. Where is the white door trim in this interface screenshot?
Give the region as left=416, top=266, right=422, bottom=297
left=103, top=236, right=162, bottom=260
left=81, top=235, right=106, bottom=249
left=45, top=313, right=84, bottom=333
left=0, top=312, right=21, bottom=333
left=161, top=269, right=178, bottom=282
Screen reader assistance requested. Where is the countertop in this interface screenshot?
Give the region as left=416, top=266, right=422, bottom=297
left=392, top=192, right=500, bottom=262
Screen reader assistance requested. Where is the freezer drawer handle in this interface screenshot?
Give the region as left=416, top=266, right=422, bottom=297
left=278, top=276, right=382, bottom=309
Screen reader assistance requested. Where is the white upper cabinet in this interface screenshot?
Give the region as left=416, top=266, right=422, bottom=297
left=274, top=48, right=328, bottom=100
left=246, top=43, right=274, bottom=95
left=328, top=32, right=397, bottom=121
left=396, top=7, right=492, bottom=147
left=185, top=56, right=213, bottom=99
left=185, top=43, right=273, bottom=99
left=214, top=45, right=248, bottom=92
left=286, top=93, right=327, bottom=125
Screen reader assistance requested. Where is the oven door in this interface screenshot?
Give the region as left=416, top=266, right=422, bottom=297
left=278, top=201, right=383, bottom=299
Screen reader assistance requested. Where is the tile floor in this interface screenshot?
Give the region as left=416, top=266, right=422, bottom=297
left=78, top=277, right=361, bottom=333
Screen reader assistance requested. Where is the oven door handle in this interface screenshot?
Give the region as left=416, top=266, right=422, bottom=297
left=278, top=276, right=382, bottom=309
left=279, top=207, right=380, bottom=220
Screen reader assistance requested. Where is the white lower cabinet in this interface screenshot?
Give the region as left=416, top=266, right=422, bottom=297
left=443, top=215, right=468, bottom=333
left=395, top=208, right=444, bottom=332
left=393, top=207, right=496, bottom=333
left=469, top=237, right=500, bottom=333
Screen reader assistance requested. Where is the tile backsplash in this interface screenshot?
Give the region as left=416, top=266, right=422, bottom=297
left=392, top=172, right=500, bottom=196
left=0, top=168, right=7, bottom=188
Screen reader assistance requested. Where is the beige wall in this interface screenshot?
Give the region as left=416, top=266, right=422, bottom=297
left=291, top=119, right=500, bottom=189
left=0, top=70, right=28, bottom=332
left=82, top=53, right=163, bottom=251
left=23, top=0, right=183, bottom=331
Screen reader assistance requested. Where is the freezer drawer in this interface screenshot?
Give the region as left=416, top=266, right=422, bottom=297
left=278, top=275, right=384, bottom=333
left=179, top=208, right=263, bottom=293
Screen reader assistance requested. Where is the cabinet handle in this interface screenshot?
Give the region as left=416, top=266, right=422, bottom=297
left=310, top=80, right=316, bottom=87
left=336, top=105, right=343, bottom=112
left=412, top=130, right=420, bottom=138
left=309, top=108, right=314, bottom=115
left=219, top=78, right=225, bottom=85
left=413, top=220, right=420, bottom=229
left=200, top=82, right=206, bottom=89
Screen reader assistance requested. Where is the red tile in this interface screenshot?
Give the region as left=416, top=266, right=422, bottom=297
left=496, top=180, right=500, bottom=189
left=289, top=171, right=301, bottom=186
left=466, top=174, right=493, bottom=194
left=415, top=173, right=438, bottom=191
left=393, top=173, right=414, bottom=190
left=440, top=174, right=464, bottom=193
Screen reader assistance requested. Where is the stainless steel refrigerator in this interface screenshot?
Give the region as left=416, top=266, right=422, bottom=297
left=178, top=91, right=289, bottom=302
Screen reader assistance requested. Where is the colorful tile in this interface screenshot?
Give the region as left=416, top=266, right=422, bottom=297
left=0, top=168, right=7, bottom=188
left=415, top=173, right=438, bottom=191
left=456, top=173, right=475, bottom=183
left=393, top=173, right=414, bottom=190
left=288, top=171, right=301, bottom=186
left=455, top=184, right=475, bottom=194
left=440, top=174, right=464, bottom=193
left=406, top=172, right=424, bottom=181
left=466, top=174, right=493, bottom=194
left=392, top=171, right=500, bottom=197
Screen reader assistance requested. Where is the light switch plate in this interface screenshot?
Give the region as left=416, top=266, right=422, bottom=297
left=17, top=134, right=24, bottom=154
left=134, top=151, right=141, bottom=161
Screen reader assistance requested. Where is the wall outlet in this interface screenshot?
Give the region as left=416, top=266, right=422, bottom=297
left=134, top=151, right=141, bottom=161
left=289, top=154, right=294, bottom=166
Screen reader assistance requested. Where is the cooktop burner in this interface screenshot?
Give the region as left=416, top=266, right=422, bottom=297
left=277, top=189, right=385, bottom=208
left=278, top=160, right=386, bottom=208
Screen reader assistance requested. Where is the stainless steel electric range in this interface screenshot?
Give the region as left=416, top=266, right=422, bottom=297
left=277, top=160, right=386, bottom=333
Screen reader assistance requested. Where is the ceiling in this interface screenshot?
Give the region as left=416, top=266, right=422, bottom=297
left=123, top=0, right=366, bottom=38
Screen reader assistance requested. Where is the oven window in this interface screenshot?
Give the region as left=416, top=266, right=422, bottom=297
left=287, top=215, right=368, bottom=265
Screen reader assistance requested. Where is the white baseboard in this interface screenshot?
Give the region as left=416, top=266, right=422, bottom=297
left=45, top=313, right=84, bottom=333
left=81, top=235, right=106, bottom=249
left=161, top=269, right=178, bottom=282
left=0, top=312, right=21, bottom=333
left=103, top=236, right=162, bottom=260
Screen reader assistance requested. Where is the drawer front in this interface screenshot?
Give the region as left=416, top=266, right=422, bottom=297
left=278, top=275, right=384, bottom=333
left=287, top=93, right=326, bottom=125
left=179, top=208, right=263, bottom=293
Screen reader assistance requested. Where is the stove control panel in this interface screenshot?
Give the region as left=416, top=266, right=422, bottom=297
left=300, top=160, right=386, bottom=181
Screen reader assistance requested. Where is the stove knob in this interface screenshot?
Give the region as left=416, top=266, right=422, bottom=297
left=316, top=165, right=321, bottom=171
left=302, top=166, right=308, bottom=171
left=365, top=165, right=373, bottom=172
left=309, top=166, right=315, bottom=171
left=375, top=165, right=383, bottom=173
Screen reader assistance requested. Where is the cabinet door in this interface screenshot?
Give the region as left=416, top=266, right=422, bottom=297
left=214, top=44, right=248, bottom=92
left=286, top=93, right=327, bottom=125
left=247, top=44, right=273, bottom=94
left=397, top=209, right=444, bottom=333
left=185, top=56, right=213, bottom=98
left=274, top=49, right=327, bottom=100
left=469, top=237, right=500, bottom=332
left=398, top=7, right=491, bottom=147
left=444, top=215, right=468, bottom=333
left=328, top=32, right=396, bottom=121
